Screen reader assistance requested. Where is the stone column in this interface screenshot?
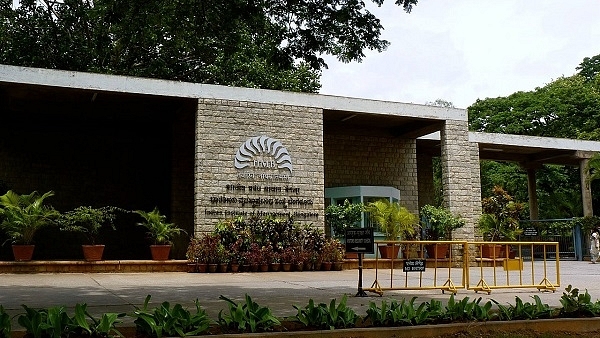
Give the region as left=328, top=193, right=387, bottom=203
left=440, top=120, right=477, bottom=241
left=581, top=159, right=594, bottom=217
left=527, top=168, right=539, bottom=220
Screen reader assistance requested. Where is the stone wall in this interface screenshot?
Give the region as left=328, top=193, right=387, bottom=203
left=323, top=130, right=418, bottom=214
left=195, top=99, right=324, bottom=232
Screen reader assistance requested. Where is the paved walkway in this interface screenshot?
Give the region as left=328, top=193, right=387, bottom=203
left=1, top=260, right=599, bottom=325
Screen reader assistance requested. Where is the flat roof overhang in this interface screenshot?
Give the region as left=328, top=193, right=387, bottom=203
left=418, top=132, right=600, bottom=166
left=0, top=64, right=465, bottom=123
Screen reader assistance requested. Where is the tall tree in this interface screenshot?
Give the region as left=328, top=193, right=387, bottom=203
left=0, top=0, right=419, bottom=92
left=468, top=53, right=600, bottom=217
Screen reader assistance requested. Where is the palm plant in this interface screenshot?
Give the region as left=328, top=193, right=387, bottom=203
left=135, top=207, right=183, bottom=245
left=0, top=190, right=59, bottom=245
left=365, top=200, right=417, bottom=241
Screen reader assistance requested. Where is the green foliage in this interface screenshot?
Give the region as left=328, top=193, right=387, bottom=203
left=72, top=303, right=124, bottom=338
left=132, top=295, right=211, bottom=338
left=420, top=205, right=465, bottom=240
left=294, top=295, right=358, bottom=330
left=442, top=295, right=493, bottom=322
left=479, top=186, right=524, bottom=241
left=572, top=215, right=600, bottom=234
left=58, top=206, right=122, bottom=245
left=365, top=297, right=440, bottom=326
left=218, top=294, right=280, bottom=333
left=559, top=285, right=600, bottom=317
left=0, top=190, right=59, bottom=245
left=0, top=0, right=419, bottom=93
left=325, top=200, right=364, bottom=238
left=0, top=305, right=11, bottom=338
left=135, top=207, right=183, bottom=245
left=17, top=305, right=72, bottom=338
left=365, top=200, right=417, bottom=240
left=493, top=295, right=553, bottom=321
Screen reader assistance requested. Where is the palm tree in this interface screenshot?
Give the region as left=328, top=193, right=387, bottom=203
left=0, top=190, right=59, bottom=245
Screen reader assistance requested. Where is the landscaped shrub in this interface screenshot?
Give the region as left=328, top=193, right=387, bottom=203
left=217, top=294, right=280, bottom=333
left=132, top=295, right=211, bottom=338
left=493, top=295, right=553, bottom=320
left=294, top=295, right=358, bottom=330
left=6, top=286, right=600, bottom=337
left=0, top=305, right=10, bottom=338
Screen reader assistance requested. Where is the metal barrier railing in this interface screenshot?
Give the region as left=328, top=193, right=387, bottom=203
left=469, top=241, right=560, bottom=294
left=364, top=240, right=468, bottom=296
left=363, top=240, right=560, bottom=296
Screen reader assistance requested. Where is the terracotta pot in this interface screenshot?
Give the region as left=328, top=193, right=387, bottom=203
left=82, top=245, right=105, bottom=261
left=378, top=244, right=400, bottom=259
left=150, top=245, right=171, bottom=260
left=208, top=264, right=218, bottom=273
left=294, top=263, right=304, bottom=272
left=321, top=262, right=332, bottom=271
left=12, top=245, right=35, bottom=261
left=481, top=244, right=503, bottom=258
left=259, top=264, right=270, bottom=272
left=250, top=264, right=259, bottom=272
left=230, top=264, right=240, bottom=273
left=425, top=244, right=449, bottom=259
left=197, top=263, right=207, bottom=273
left=187, top=263, right=198, bottom=273
left=270, top=263, right=281, bottom=272
left=281, top=263, right=292, bottom=272
left=332, top=262, right=343, bottom=271
left=218, top=263, right=228, bottom=273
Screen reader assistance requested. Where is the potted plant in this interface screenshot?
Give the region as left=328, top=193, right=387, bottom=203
left=135, top=207, right=184, bottom=260
left=365, top=200, right=417, bottom=259
left=58, top=206, right=118, bottom=261
left=0, top=190, right=59, bottom=261
left=420, top=205, right=466, bottom=259
left=478, top=186, right=525, bottom=258
left=325, top=200, right=363, bottom=249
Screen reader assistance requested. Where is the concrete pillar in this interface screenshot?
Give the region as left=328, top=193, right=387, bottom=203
left=527, top=168, right=539, bottom=220
left=581, top=159, right=594, bottom=217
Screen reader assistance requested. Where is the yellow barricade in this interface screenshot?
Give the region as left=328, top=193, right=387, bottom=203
left=363, top=240, right=561, bottom=296
left=364, top=240, right=468, bottom=296
left=468, top=241, right=560, bottom=294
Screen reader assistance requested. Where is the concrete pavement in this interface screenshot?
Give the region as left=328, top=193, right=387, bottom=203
left=1, top=260, right=600, bottom=326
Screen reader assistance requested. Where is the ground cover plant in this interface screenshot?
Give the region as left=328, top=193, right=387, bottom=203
left=3, top=285, right=600, bottom=337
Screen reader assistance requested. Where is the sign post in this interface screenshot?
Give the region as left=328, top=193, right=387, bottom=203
left=345, top=227, right=374, bottom=297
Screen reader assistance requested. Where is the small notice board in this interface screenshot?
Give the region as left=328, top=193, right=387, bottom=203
left=345, top=228, right=374, bottom=254
left=403, top=259, right=426, bottom=272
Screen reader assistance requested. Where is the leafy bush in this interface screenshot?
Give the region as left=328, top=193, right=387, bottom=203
left=218, top=294, right=280, bottom=333
left=132, top=295, right=211, bottom=338
left=325, top=200, right=363, bottom=238
left=442, top=295, right=493, bottom=322
left=17, top=305, right=71, bottom=338
left=0, top=305, right=11, bottom=338
left=365, top=297, right=440, bottom=326
left=72, top=303, right=124, bottom=338
left=559, top=285, right=600, bottom=317
left=294, top=295, right=358, bottom=330
left=494, top=295, right=553, bottom=320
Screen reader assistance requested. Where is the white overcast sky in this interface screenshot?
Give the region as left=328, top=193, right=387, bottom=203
left=319, top=0, right=600, bottom=109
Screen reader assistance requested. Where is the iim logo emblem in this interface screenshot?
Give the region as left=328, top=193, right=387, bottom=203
left=234, top=135, right=293, bottom=174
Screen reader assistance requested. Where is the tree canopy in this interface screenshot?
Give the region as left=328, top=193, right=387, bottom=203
left=0, top=0, right=419, bottom=92
left=467, top=53, right=600, bottom=218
